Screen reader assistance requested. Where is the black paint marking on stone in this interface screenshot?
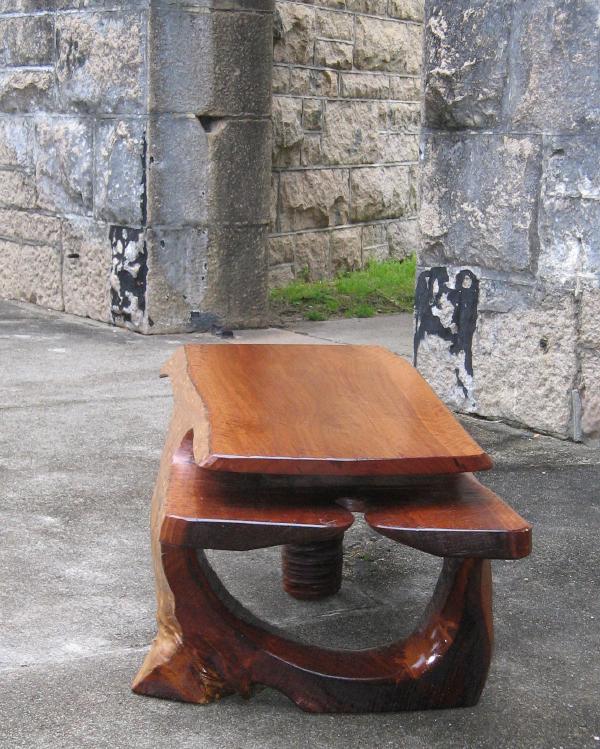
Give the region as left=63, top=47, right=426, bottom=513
left=190, top=310, right=220, bottom=331
left=109, top=226, right=148, bottom=326
left=414, top=266, right=479, bottom=377
left=140, top=129, right=147, bottom=227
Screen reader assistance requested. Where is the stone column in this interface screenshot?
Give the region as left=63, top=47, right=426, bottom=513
left=416, top=0, right=599, bottom=443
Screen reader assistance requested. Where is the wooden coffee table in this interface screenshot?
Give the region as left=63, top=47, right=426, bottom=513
left=133, top=344, right=532, bottom=712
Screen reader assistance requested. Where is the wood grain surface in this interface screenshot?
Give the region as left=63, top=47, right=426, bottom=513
left=181, top=344, right=492, bottom=476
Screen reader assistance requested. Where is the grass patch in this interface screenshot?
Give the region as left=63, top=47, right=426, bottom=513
left=270, top=256, right=416, bottom=322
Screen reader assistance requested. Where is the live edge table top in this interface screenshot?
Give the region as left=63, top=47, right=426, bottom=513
left=168, top=344, right=492, bottom=478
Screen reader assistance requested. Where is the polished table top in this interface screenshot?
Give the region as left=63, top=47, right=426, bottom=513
left=170, top=343, right=492, bottom=477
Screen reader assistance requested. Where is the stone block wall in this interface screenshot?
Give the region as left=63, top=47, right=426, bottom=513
left=0, top=0, right=273, bottom=332
left=416, top=0, right=599, bottom=443
left=269, top=0, right=424, bottom=286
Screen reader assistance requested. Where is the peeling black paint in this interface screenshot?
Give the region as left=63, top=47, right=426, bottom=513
left=414, top=267, right=479, bottom=377
left=109, top=226, right=148, bottom=326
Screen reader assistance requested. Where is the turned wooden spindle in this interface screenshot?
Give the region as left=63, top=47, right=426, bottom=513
left=282, top=537, right=344, bottom=600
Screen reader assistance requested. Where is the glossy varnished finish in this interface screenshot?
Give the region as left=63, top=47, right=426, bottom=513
left=182, top=344, right=492, bottom=477
left=133, top=344, right=532, bottom=713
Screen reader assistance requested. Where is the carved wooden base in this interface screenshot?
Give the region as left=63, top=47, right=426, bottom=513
left=282, top=537, right=344, bottom=600
left=133, top=544, right=493, bottom=712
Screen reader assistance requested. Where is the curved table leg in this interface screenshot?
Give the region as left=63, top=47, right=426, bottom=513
left=133, top=544, right=493, bottom=713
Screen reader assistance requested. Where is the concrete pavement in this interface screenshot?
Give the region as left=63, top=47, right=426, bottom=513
left=0, top=300, right=598, bottom=749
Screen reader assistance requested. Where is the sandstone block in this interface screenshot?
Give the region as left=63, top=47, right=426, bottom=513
left=420, top=133, right=542, bottom=272
left=0, top=70, right=55, bottom=113
left=302, top=99, right=322, bottom=131
left=580, top=285, right=600, bottom=349
left=289, top=68, right=338, bottom=97
left=354, top=17, right=422, bottom=75
left=300, top=133, right=323, bottom=166
left=383, top=133, right=419, bottom=162
left=350, top=165, right=415, bottom=222
left=315, top=9, right=353, bottom=41
left=330, top=226, right=361, bottom=272
left=423, top=1, right=510, bottom=129
left=62, top=217, right=111, bottom=322
left=268, top=234, right=294, bottom=265
left=270, top=174, right=278, bottom=231
left=389, top=102, right=421, bottom=132
left=279, top=168, right=349, bottom=230
left=268, top=263, right=295, bottom=288
left=389, top=76, right=422, bottom=101
left=362, top=223, right=389, bottom=263
left=150, top=9, right=272, bottom=116
left=272, top=66, right=291, bottom=94
left=0, top=208, right=61, bottom=246
left=0, top=170, right=36, bottom=209
left=345, top=0, right=386, bottom=14
left=340, top=73, right=390, bottom=100
left=387, top=218, right=419, bottom=258
left=294, top=230, right=330, bottom=280
left=35, top=116, right=93, bottom=215
left=274, top=3, right=315, bottom=66
left=0, top=15, right=54, bottom=67
left=321, top=100, right=387, bottom=165
left=581, top=350, right=600, bottom=441
left=94, top=118, right=146, bottom=226
left=56, top=12, right=146, bottom=113
left=0, top=116, right=33, bottom=168
left=388, top=0, right=423, bottom=22
left=272, top=96, right=303, bottom=167
left=314, top=40, right=353, bottom=70
left=0, top=238, right=62, bottom=310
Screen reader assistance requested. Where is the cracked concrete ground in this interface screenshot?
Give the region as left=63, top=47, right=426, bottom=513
left=0, top=300, right=598, bottom=749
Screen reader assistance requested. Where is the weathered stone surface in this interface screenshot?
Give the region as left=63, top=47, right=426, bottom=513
left=272, top=96, right=303, bottom=167
left=383, top=133, right=419, bottom=162
left=580, top=349, right=600, bottom=441
left=108, top=225, right=147, bottom=330
left=150, top=9, right=272, bottom=116
left=315, top=9, right=353, bottom=40
left=538, top=136, right=600, bottom=281
left=272, top=66, right=290, bottom=94
left=56, top=12, right=146, bottom=113
left=314, top=40, right=353, bottom=70
left=0, top=116, right=33, bottom=168
left=340, top=73, right=390, bottom=100
left=362, top=223, right=389, bottom=263
left=388, top=0, right=423, bottom=22
left=302, top=99, right=322, bottom=131
left=473, top=288, right=578, bottom=437
left=146, top=115, right=207, bottom=226
left=420, top=133, right=541, bottom=272
left=268, top=234, right=294, bottom=265
left=94, top=118, right=146, bottom=226
left=279, top=168, right=349, bottom=230
left=269, top=262, right=295, bottom=288
left=350, top=165, right=415, bottom=222
left=387, top=217, right=419, bottom=258
left=389, top=102, right=420, bottom=131
left=208, top=118, right=272, bottom=225
left=330, top=226, right=361, bottom=272
left=0, top=208, right=61, bottom=246
left=509, top=0, right=600, bottom=133
left=0, top=170, right=36, bottom=209
left=273, top=3, right=315, bottom=66
left=0, top=239, right=62, bottom=310
left=0, top=70, right=55, bottom=112
left=270, top=174, right=278, bottom=231
left=321, top=100, right=386, bottom=165
left=300, top=133, right=322, bottom=166
left=580, top=285, right=600, bottom=349
left=389, top=76, right=422, bottom=101
left=62, top=217, right=111, bottom=322
left=354, top=17, right=422, bottom=75
left=289, top=68, right=338, bottom=96
left=345, top=0, right=386, bottom=14
left=423, top=1, right=511, bottom=129
left=35, top=116, right=93, bottom=215
left=293, top=230, right=329, bottom=280
left=0, top=15, right=54, bottom=67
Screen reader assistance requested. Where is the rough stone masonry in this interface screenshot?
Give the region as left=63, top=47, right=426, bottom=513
left=269, top=0, right=423, bottom=285
left=416, top=0, right=599, bottom=443
left=0, top=0, right=273, bottom=333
